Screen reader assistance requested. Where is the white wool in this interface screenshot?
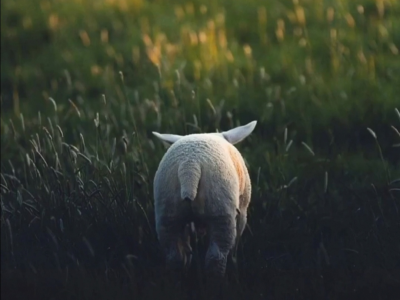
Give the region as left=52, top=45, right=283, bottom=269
left=152, top=121, right=257, bottom=277
left=153, top=121, right=256, bottom=218
left=154, top=134, right=242, bottom=217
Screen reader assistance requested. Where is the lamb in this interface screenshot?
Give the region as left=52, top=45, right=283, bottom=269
left=152, top=120, right=257, bottom=286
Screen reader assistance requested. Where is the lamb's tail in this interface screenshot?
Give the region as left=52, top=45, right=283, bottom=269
left=178, top=160, right=201, bottom=202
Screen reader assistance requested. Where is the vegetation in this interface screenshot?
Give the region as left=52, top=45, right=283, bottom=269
left=1, top=0, right=400, bottom=299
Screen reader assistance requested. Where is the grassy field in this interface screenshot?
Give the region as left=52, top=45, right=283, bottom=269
left=1, top=0, right=400, bottom=299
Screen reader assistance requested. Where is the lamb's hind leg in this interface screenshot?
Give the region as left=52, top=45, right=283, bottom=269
left=204, top=214, right=237, bottom=298
left=157, top=217, right=192, bottom=287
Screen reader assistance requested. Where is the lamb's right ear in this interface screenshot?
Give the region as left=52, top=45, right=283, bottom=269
left=222, top=121, right=257, bottom=144
left=152, top=132, right=183, bottom=144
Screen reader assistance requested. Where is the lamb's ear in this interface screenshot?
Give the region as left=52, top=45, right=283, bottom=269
left=222, top=121, right=257, bottom=144
left=152, top=132, right=183, bottom=144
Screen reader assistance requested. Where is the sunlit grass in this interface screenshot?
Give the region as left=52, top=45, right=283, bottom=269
left=1, top=0, right=400, bottom=299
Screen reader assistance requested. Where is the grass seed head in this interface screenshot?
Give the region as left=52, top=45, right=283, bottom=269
left=367, top=127, right=377, bottom=139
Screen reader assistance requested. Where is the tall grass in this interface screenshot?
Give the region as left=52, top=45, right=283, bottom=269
left=1, top=0, right=400, bottom=299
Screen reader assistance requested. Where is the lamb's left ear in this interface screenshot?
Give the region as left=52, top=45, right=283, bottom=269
left=222, top=120, right=257, bottom=144
left=152, top=132, right=183, bottom=144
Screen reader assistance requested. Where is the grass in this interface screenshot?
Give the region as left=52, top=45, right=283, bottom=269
left=1, top=0, right=400, bottom=299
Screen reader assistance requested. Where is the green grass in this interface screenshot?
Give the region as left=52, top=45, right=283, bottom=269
left=1, top=0, right=400, bottom=299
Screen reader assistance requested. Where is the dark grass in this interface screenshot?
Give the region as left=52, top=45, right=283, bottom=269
left=1, top=0, right=400, bottom=299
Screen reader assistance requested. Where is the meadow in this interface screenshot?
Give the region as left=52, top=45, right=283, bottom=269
left=1, top=0, right=400, bottom=299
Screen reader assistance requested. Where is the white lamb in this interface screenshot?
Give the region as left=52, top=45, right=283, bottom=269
left=152, top=120, right=257, bottom=283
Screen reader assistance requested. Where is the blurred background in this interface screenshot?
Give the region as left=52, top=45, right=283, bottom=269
left=2, top=0, right=399, bottom=132
left=1, top=0, right=400, bottom=299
